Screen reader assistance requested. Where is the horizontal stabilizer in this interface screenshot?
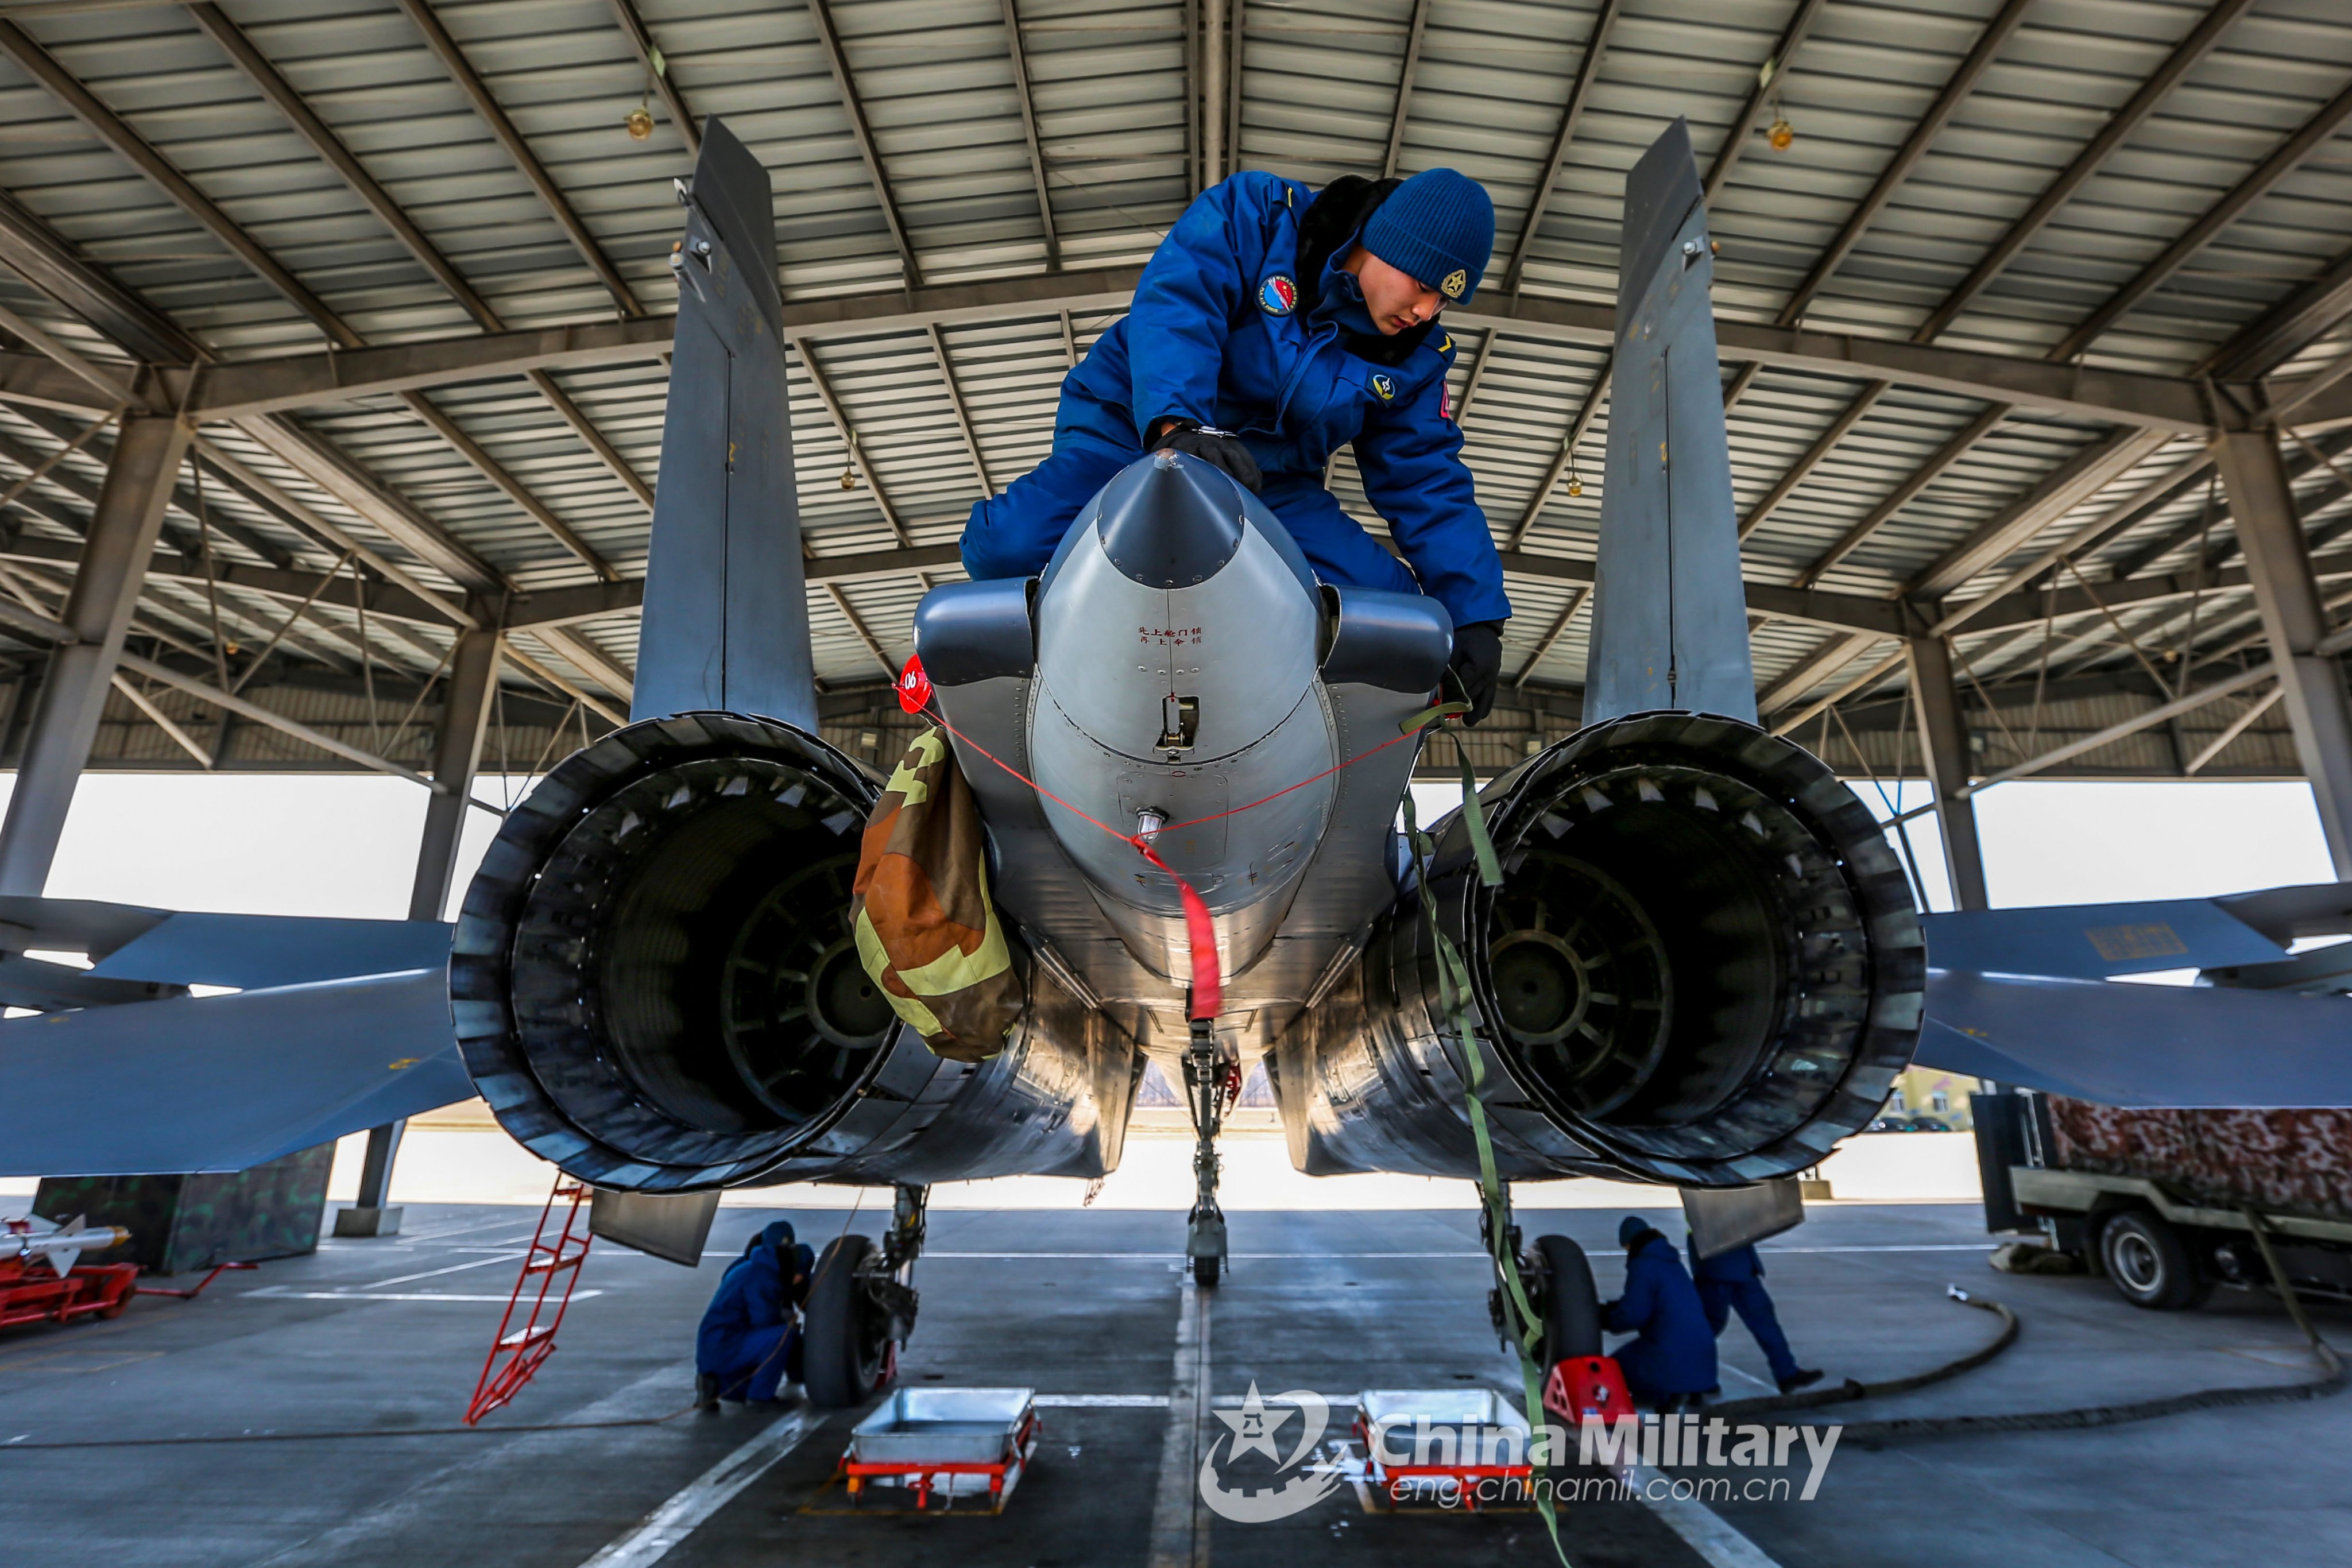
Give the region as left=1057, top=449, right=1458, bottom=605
left=0, top=968, right=468, bottom=1175
left=1920, top=899, right=2286, bottom=980
left=85, top=911, right=451, bottom=990
left=1918, top=968, right=2352, bottom=1107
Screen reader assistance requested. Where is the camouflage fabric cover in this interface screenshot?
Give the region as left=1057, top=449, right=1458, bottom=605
left=2048, top=1098, right=2352, bottom=1221
left=852, top=727, right=1025, bottom=1062
left=34, top=1142, right=334, bottom=1274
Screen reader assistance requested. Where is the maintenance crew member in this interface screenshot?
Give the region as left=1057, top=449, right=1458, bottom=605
left=959, top=166, right=1512, bottom=723
left=695, top=1220, right=815, bottom=1409
left=1688, top=1237, right=1823, bottom=1395
left=1603, top=1216, right=1717, bottom=1411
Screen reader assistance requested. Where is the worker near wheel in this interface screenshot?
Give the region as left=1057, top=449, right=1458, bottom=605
left=1688, top=1236, right=1824, bottom=1395
left=1603, top=1217, right=1717, bottom=1410
left=695, top=1220, right=816, bottom=1410
left=958, top=166, right=1512, bottom=723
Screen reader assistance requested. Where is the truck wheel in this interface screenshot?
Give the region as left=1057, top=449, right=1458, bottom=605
left=2099, top=1211, right=2208, bottom=1311
left=1534, top=1235, right=1603, bottom=1362
left=803, top=1234, right=890, bottom=1407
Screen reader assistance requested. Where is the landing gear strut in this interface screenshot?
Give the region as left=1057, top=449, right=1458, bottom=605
left=1183, top=1019, right=1235, bottom=1287
left=803, top=1183, right=926, bottom=1409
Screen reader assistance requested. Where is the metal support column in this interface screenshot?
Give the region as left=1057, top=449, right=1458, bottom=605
left=2214, top=430, right=2352, bottom=878
left=0, top=415, right=191, bottom=895
left=338, top=625, right=502, bottom=1238
left=1909, top=636, right=1990, bottom=911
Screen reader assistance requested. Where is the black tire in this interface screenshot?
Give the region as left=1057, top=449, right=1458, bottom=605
left=1534, top=1234, right=1603, bottom=1363
left=803, top=1234, right=890, bottom=1408
left=2099, top=1210, right=2208, bottom=1311
left=1194, top=1255, right=1220, bottom=1288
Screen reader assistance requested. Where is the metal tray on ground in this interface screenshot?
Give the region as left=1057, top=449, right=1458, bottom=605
left=1357, top=1388, right=1531, bottom=1437
left=849, top=1387, right=1036, bottom=1465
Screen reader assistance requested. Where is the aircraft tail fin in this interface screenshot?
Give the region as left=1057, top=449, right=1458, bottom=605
left=633, top=116, right=815, bottom=727
left=1584, top=118, right=1755, bottom=724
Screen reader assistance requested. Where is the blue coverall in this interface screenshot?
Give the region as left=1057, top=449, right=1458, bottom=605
left=695, top=1224, right=813, bottom=1403
left=960, top=171, right=1510, bottom=633
left=1688, top=1239, right=1804, bottom=1387
left=1603, top=1229, right=1719, bottom=1405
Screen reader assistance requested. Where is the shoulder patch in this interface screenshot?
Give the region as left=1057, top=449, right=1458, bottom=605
left=1258, top=274, right=1297, bottom=316
left=1437, top=333, right=1453, bottom=356
left=1370, top=372, right=1397, bottom=402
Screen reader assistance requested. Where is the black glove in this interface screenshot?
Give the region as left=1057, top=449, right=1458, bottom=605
left=1446, top=620, right=1504, bottom=727
left=1149, top=417, right=1263, bottom=493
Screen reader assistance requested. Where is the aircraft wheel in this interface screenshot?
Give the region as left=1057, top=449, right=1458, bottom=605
left=2099, top=1210, right=2208, bottom=1311
left=803, top=1234, right=891, bottom=1407
left=1193, top=1255, right=1221, bottom=1289
left=1534, top=1234, right=1603, bottom=1362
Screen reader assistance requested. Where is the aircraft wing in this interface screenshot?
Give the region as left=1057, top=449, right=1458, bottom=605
left=1912, top=887, right=2352, bottom=1106
left=0, top=903, right=462, bottom=1176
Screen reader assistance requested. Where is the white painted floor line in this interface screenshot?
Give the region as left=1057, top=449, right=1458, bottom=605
left=578, top=1409, right=814, bottom=1568
left=350, top=1253, right=525, bottom=1290
left=1146, top=1281, right=1210, bottom=1568
left=242, top=1290, right=605, bottom=1303
left=1630, top=1465, right=1785, bottom=1568
left=1035, top=1393, right=1172, bottom=1407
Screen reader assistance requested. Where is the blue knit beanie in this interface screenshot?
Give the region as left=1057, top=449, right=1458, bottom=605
left=1618, top=1215, right=1653, bottom=1249
left=1361, top=167, right=1495, bottom=304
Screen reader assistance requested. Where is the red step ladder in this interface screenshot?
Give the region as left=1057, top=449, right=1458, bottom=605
left=465, top=1178, right=593, bottom=1424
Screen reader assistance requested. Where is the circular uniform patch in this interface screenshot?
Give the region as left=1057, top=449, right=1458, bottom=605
left=1258, top=274, right=1297, bottom=315
left=1370, top=373, right=1397, bottom=402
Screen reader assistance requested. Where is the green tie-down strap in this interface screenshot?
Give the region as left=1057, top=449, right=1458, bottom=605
left=1402, top=728, right=1569, bottom=1564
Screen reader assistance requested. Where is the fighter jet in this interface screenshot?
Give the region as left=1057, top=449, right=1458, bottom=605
left=7, top=119, right=2350, bottom=1408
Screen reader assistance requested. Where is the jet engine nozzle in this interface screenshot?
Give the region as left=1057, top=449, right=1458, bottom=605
left=452, top=713, right=1140, bottom=1193
left=1273, top=711, right=1924, bottom=1186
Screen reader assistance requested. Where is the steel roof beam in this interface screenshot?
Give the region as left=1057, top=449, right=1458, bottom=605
left=603, top=0, right=701, bottom=157
left=1702, top=0, right=1831, bottom=202
left=0, top=188, right=191, bottom=365
left=806, top=0, right=922, bottom=288
left=191, top=1, right=655, bottom=514
left=1914, top=0, right=2252, bottom=346
left=1738, top=381, right=1887, bottom=540
left=1793, top=402, right=2011, bottom=586
left=1510, top=584, right=1590, bottom=688
left=1378, top=0, right=1432, bottom=179
left=0, top=24, right=616, bottom=584
left=928, top=324, right=995, bottom=495
left=791, top=338, right=911, bottom=546
left=1775, top=0, right=2035, bottom=328
left=1000, top=0, right=1058, bottom=270
left=2051, top=74, right=2352, bottom=364
left=2204, top=240, right=2352, bottom=381
left=161, top=278, right=2224, bottom=432
left=1507, top=361, right=1608, bottom=549
left=388, top=0, right=643, bottom=317
left=1501, top=0, right=1624, bottom=293
left=0, top=20, right=361, bottom=352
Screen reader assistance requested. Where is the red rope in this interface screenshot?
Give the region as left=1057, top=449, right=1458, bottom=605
left=896, top=656, right=1445, bottom=1023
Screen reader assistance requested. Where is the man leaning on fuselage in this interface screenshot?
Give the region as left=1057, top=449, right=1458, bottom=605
left=958, top=166, right=1512, bottom=723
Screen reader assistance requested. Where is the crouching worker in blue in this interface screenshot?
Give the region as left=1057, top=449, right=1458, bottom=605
left=694, top=1221, right=815, bottom=1410
left=960, top=167, right=1512, bottom=722
left=1603, top=1217, right=1717, bottom=1412
left=1689, top=1237, right=1823, bottom=1395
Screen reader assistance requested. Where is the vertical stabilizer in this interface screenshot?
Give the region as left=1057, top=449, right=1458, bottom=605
left=1584, top=119, right=1755, bottom=724
left=633, top=117, right=815, bottom=727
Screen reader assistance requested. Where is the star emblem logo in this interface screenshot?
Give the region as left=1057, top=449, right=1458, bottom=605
left=1213, top=1380, right=1296, bottom=1464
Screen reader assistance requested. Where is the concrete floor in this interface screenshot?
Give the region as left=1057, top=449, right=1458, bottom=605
left=0, top=1199, right=2343, bottom=1567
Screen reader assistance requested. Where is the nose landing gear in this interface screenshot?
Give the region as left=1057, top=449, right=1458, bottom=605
left=1182, top=1019, right=1236, bottom=1288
